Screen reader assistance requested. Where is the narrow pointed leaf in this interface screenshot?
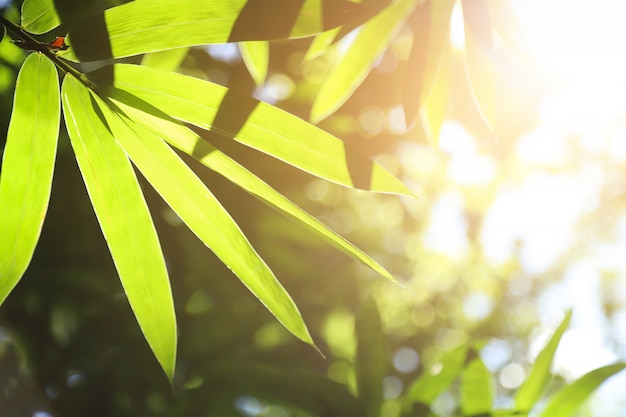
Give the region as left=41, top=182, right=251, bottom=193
left=515, top=310, right=572, bottom=412
left=0, top=54, right=59, bottom=305
left=92, top=94, right=314, bottom=347
left=355, top=299, right=387, bottom=417
left=420, top=51, right=451, bottom=144
left=537, top=363, right=626, bottom=417
left=402, top=0, right=455, bottom=127
left=239, top=41, right=269, bottom=86
left=62, top=0, right=393, bottom=62
left=141, top=47, right=190, bottom=72
left=91, top=64, right=414, bottom=197
left=310, top=0, right=419, bottom=123
left=61, top=75, right=176, bottom=381
left=106, top=98, right=396, bottom=282
left=462, top=0, right=496, bottom=129
left=401, top=344, right=473, bottom=416
left=460, top=357, right=493, bottom=416
left=21, top=0, right=125, bottom=35
left=304, top=28, right=340, bottom=62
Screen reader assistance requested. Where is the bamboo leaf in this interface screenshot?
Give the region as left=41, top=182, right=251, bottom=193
left=105, top=97, right=396, bottom=283
left=310, top=0, right=419, bottom=123
left=239, top=41, right=269, bottom=86
left=460, top=356, right=493, bottom=416
left=515, top=310, right=572, bottom=412
left=304, top=28, right=340, bottom=62
left=401, top=344, right=473, bottom=416
left=537, top=363, right=626, bottom=417
left=0, top=54, right=59, bottom=305
left=91, top=92, right=315, bottom=347
left=420, top=50, right=451, bottom=144
left=62, top=0, right=393, bottom=62
left=355, top=299, right=387, bottom=417
left=462, top=0, right=496, bottom=129
left=61, top=75, right=177, bottom=382
left=21, top=0, right=60, bottom=34
left=90, top=64, right=414, bottom=197
left=140, top=47, right=190, bottom=72
left=402, top=0, right=455, bottom=128
left=21, top=0, right=125, bottom=35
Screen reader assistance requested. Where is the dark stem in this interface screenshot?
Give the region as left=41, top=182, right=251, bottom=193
left=0, top=15, right=94, bottom=88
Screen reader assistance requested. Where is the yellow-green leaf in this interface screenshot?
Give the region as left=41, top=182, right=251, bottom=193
left=90, top=64, right=414, bottom=197
left=107, top=97, right=396, bottom=283
left=61, top=75, right=176, bottom=382
left=21, top=0, right=125, bottom=35
left=0, top=54, right=59, bottom=305
left=420, top=50, right=451, bottom=144
left=515, top=310, right=572, bottom=412
left=402, top=0, right=455, bottom=127
left=462, top=0, right=496, bottom=129
left=239, top=41, right=269, bottom=86
left=62, top=0, right=392, bottom=62
left=537, top=363, right=626, bottom=417
left=92, top=94, right=314, bottom=347
left=310, top=0, right=419, bottom=123
left=140, top=47, right=190, bottom=72
left=460, top=356, right=493, bottom=416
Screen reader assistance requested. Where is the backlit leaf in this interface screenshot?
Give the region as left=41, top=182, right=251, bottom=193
left=401, top=344, right=473, bottom=416
left=0, top=54, right=59, bottom=305
left=515, top=310, right=572, bottom=412
left=310, top=0, right=419, bottom=123
left=61, top=75, right=176, bottom=382
left=537, top=363, right=626, bottom=417
left=462, top=0, right=496, bottom=129
left=402, top=0, right=455, bottom=128
left=90, top=64, right=414, bottom=197
left=104, top=98, right=396, bottom=283
left=420, top=50, right=450, bottom=144
left=239, top=41, right=269, bottom=86
left=92, top=93, right=315, bottom=347
left=62, top=0, right=394, bottom=62
left=140, top=47, right=190, bottom=72
left=460, top=357, right=493, bottom=416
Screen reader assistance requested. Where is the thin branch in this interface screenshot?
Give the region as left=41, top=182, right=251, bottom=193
left=0, top=15, right=94, bottom=88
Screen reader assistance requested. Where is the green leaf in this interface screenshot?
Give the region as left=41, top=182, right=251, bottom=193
left=239, top=41, right=269, bottom=86
left=515, top=310, right=572, bottom=412
left=355, top=299, right=387, bottom=417
left=91, top=92, right=315, bottom=348
left=460, top=357, right=493, bottom=416
left=21, top=0, right=125, bottom=35
left=420, top=51, right=450, bottom=144
left=462, top=0, right=496, bottom=129
left=91, top=64, right=414, bottom=197
left=304, top=28, right=340, bottom=62
left=402, top=0, right=455, bottom=128
left=62, top=0, right=393, bottom=62
left=21, top=0, right=60, bottom=34
left=0, top=54, right=59, bottom=305
left=310, top=0, right=419, bottom=123
left=401, top=344, right=473, bottom=415
left=140, top=47, right=190, bottom=72
left=537, top=363, right=626, bottom=417
left=105, top=97, right=396, bottom=283
left=61, top=75, right=177, bottom=382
